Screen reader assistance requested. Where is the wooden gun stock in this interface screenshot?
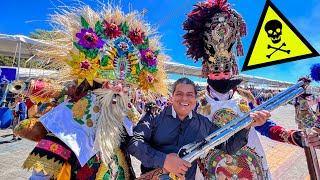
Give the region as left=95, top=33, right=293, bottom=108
left=304, top=146, right=320, bottom=180
left=136, top=168, right=166, bottom=180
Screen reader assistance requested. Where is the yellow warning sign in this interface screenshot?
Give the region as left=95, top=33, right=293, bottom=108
left=242, top=0, right=319, bottom=71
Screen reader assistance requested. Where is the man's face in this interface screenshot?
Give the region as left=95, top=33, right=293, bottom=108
left=208, top=71, right=231, bottom=80
left=172, top=83, right=197, bottom=119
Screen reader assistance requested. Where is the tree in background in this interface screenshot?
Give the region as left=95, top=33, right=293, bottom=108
left=29, top=29, right=61, bottom=40
left=0, top=29, right=62, bottom=68
left=0, top=55, right=38, bottom=68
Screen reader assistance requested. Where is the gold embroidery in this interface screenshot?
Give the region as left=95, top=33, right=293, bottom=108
left=86, top=119, right=94, bottom=127
left=237, top=89, right=257, bottom=107
left=127, top=110, right=141, bottom=124
left=225, top=166, right=243, bottom=174
left=279, top=131, right=290, bottom=142
left=238, top=103, right=251, bottom=113
left=116, top=148, right=130, bottom=180
left=96, top=163, right=109, bottom=180
left=93, top=106, right=100, bottom=113
left=72, top=99, right=89, bottom=119
left=50, top=144, right=59, bottom=152
left=169, top=173, right=179, bottom=180
left=197, top=104, right=211, bottom=116
left=22, top=153, right=63, bottom=179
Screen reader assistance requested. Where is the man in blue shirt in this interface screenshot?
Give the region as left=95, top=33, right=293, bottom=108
left=128, top=78, right=269, bottom=179
left=12, top=94, right=27, bottom=141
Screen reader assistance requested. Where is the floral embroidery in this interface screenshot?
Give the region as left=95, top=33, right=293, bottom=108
left=279, top=130, right=290, bottom=143
left=36, top=139, right=71, bottom=160
left=73, top=99, right=89, bottom=119
left=238, top=103, right=251, bottom=113
left=200, top=146, right=266, bottom=179
left=212, top=108, right=239, bottom=127
left=66, top=94, right=92, bottom=125
left=87, top=156, right=101, bottom=168
left=200, top=98, right=208, bottom=106
left=50, top=144, right=59, bottom=152
left=197, top=104, right=211, bottom=116
left=76, top=164, right=95, bottom=179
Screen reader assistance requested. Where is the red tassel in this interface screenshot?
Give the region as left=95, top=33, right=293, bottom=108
left=202, top=64, right=209, bottom=78
left=232, top=62, right=239, bottom=75
left=240, top=21, right=247, bottom=37
left=209, top=0, right=230, bottom=10
left=236, top=41, right=244, bottom=57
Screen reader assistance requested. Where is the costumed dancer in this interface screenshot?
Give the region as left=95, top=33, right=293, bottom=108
left=182, top=0, right=320, bottom=179
left=311, top=64, right=320, bottom=118
left=20, top=3, right=169, bottom=179
left=294, top=65, right=320, bottom=179
left=14, top=79, right=68, bottom=142
left=11, top=93, right=27, bottom=140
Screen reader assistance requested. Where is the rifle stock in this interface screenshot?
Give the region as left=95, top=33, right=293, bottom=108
left=137, top=168, right=167, bottom=180
left=295, top=84, right=320, bottom=180
left=304, top=146, right=320, bottom=180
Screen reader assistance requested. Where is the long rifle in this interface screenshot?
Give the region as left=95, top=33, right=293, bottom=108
left=137, top=80, right=308, bottom=180
left=295, top=95, right=320, bottom=180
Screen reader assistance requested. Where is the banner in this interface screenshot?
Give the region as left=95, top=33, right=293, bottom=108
left=0, top=67, right=17, bottom=83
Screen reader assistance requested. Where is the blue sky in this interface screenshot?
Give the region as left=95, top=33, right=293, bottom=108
left=1, top=0, right=320, bottom=86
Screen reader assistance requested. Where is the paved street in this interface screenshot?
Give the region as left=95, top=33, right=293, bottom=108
left=0, top=104, right=319, bottom=179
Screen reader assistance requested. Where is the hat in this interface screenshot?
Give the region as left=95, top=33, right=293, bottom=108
left=183, top=0, right=247, bottom=77
left=34, top=3, right=169, bottom=95
left=14, top=93, right=26, bottom=99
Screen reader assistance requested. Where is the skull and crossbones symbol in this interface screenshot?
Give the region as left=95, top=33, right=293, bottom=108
left=265, top=20, right=290, bottom=58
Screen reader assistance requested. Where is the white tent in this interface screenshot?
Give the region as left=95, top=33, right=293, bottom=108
left=0, top=34, right=49, bottom=80
left=0, top=34, right=48, bottom=57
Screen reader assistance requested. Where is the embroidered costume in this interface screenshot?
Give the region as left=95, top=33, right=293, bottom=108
left=311, top=64, right=320, bottom=119
left=182, top=0, right=305, bottom=179
left=20, top=3, right=169, bottom=180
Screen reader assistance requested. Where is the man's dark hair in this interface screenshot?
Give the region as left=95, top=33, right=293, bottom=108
left=172, top=77, right=197, bottom=96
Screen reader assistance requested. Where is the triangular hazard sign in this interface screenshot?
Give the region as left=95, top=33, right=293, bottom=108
left=242, top=0, right=319, bottom=71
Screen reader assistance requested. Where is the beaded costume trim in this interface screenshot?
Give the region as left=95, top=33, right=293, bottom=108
left=36, top=139, right=72, bottom=161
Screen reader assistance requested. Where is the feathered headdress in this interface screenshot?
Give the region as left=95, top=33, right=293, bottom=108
left=35, top=3, right=169, bottom=96
left=27, top=3, right=170, bottom=168
left=310, top=63, right=320, bottom=82
left=182, top=0, right=247, bottom=77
